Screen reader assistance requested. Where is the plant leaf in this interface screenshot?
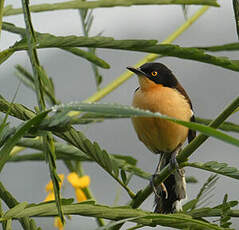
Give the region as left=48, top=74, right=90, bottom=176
left=196, top=42, right=239, bottom=51
left=0, top=49, right=14, bottom=65
left=5, top=219, right=12, bottom=230
left=1, top=22, right=110, bottom=69
left=62, top=47, right=110, bottom=69
left=50, top=102, right=239, bottom=148
left=12, top=35, right=239, bottom=71
left=233, top=0, right=239, bottom=39
left=82, top=138, right=119, bottom=178
left=181, top=5, right=188, bottom=20
left=220, top=194, right=233, bottom=228
left=14, top=137, right=143, bottom=178
left=185, top=176, right=198, bottom=183
left=15, top=65, right=58, bottom=105
left=0, top=202, right=226, bottom=230
left=79, top=8, right=104, bottom=88
left=0, top=110, right=48, bottom=172
left=183, top=174, right=219, bottom=211
left=2, top=23, right=238, bottom=72
left=120, top=169, right=127, bottom=185
left=95, top=216, right=148, bottom=230
left=3, top=0, right=220, bottom=17
left=21, top=0, right=64, bottom=222
left=184, top=161, right=239, bottom=180
left=0, top=122, right=16, bottom=149
left=0, top=181, right=39, bottom=229
left=195, top=117, right=239, bottom=133
left=4, top=202, right=28, bottom=219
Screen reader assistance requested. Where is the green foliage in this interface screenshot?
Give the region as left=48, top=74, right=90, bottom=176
left=183, top=174, right=219, bottom=211
left=15, top=65, right=59, bottom=105
left=1, top=25, right=239, bottom=71
left=57, top=126, right=136, bottom=198
left=9, top=137, right=197, bottom=183
left=0, top=201, right=230, bottom=230
left=0, top=1, right=239, bottom=230
left=184, top=161, right=239, bottom=180
left=233, top=0, right=239, bottom=39
left=48, top=102, right=239, bottom=148
left=0, top=0, right=5, bottom=37
left=79, top=8, right=103, bottom=88
left=220, top=194, right=234, bottom=228
left=196, top=42, right=239, bottom=51
left=195, top=117, right=239, bottom=133
left=21, top=0, right=63, bottom=223
left=0, top=110, right=48, bottom=172
left=0, top=182, right=39, bottom=229
left=1, top=22, right=110, bottom=69
left=2, top=0, right=220, bottom=17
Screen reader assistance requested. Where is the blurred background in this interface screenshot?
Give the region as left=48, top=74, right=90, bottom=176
left=1, top=0, right=239, bottom=229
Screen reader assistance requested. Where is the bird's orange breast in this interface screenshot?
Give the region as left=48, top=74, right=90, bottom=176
left=132, top=85, right=192, bottom=154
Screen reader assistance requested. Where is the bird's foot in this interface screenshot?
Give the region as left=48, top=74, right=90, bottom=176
left=169, top=145, right=182, bottom=171
left=150, top=174, right=168, bottom=199
left=169, top=155, right=179, bottom=170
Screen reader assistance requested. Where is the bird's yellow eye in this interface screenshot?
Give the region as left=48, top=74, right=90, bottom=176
left=151, top=71, right=158, bottom=77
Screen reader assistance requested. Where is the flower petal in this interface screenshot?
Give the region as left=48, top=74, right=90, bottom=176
left=54, top=217, right=64, bottom=230
left=46, top=174, right=64, bottom=192
left=77, top=175, right=90, bottom=188
left=44, top=191, right=55, bottom=202
left=75, top=188, right=87, bottom=202
left=67, top=173, right=90, bottom=188
left=45, top=180, right=54, bottom=192
left=67, top=172, right=79, bottom=187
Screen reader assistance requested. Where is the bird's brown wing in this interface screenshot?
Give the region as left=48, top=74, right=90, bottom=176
left=175, top=82, right=196, bottom=143
left=188, top=115, right=196, bottom=143
left=175, top=82, right=192, bottom=109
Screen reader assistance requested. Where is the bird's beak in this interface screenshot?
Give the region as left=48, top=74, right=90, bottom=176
left=127, top=66, right=146, bottom=77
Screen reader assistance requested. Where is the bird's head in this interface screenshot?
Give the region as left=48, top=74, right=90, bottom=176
left=127, top=62, right=178, bottom=89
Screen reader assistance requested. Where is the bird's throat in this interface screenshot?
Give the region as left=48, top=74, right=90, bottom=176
left=138, top=76, right=163, bottom=91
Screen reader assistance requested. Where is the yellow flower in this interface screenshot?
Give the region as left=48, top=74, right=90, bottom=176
left=44, top=174, right=64, bottom=202
left=75, top=188, right=87, bottom=202
left=67, top=173, right=90, bottom=202
left=44, top=174, right=65, bottom=230
left=45, top=174, right=65, bottom=193
left=44, top=191, right=55, bottom=202
left=43, top=173, right=90, bottom=230
left=54, top=217, right=64, bottom=230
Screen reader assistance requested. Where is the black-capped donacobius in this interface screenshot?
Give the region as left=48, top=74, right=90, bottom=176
left=127, top=62, right=196, bottom=213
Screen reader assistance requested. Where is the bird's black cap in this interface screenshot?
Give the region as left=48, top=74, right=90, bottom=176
left=127, top=62, right=178, bottom=88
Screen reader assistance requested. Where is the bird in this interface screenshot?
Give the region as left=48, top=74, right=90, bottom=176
left=127, top=62, right=196, bottom=214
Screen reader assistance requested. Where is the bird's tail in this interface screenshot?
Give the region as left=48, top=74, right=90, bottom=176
left=154, top=154, right=186, bottom=214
